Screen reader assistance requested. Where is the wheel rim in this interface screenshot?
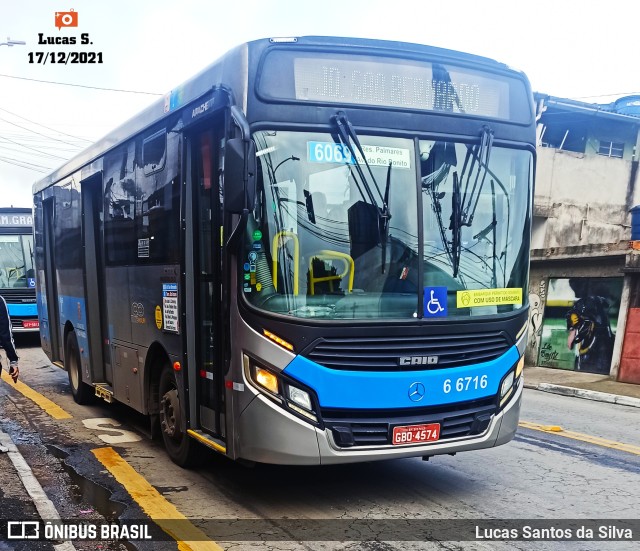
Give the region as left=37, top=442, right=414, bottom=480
left=160, top=386, right=181, bottom=439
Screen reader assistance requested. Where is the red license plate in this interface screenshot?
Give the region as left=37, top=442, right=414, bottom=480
left=392, top=423, right=440, bottom=445
left=23, top=320, right=40, bottom=329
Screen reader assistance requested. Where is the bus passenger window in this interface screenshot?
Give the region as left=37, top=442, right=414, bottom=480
left=143, top=130, right=167, bottom=175
left=104, top=144, right=136, bottom=265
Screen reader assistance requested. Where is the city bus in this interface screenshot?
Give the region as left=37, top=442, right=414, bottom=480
left=0, top=207, right=38, bottom=332
left=33, top=36, right=534, bottom=466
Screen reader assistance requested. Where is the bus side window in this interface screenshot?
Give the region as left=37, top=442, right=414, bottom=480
left=135, top=128, right=180, bottom=264
left=143, top=130, right=167, bottom=175
left=104, top=144, right=136, bottom=265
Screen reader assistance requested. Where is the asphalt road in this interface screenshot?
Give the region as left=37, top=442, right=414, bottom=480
left=1, top=335, right=639, bottom=550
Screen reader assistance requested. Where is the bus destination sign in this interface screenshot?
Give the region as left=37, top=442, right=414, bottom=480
left=293, top=56, right=509, bottom=119
left=259, top=50, right=531, bottom=122
left=0, top=213, right=33, bottom=228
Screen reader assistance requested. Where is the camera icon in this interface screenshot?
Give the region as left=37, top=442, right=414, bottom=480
left=55, top=9, right=78, bottom=30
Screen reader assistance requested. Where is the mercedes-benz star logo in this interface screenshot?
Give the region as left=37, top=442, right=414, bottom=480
left=408, top=381, right=426, bottom=402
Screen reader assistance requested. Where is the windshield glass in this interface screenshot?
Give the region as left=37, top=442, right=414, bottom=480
left=420, top=140, right=532, bottom=317
left=0, top=234, right=35, bottom=289
left=242, top=130, right=531, bottom=320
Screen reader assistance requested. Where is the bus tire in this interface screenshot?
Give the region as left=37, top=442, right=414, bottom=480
left=66, top=331, right=93, bottom=405
left=159, top=364, right=199, bottom=467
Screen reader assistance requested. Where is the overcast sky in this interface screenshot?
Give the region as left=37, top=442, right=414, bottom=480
left=1, top=0, right=639, bottom=208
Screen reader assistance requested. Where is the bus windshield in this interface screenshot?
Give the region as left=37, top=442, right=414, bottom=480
left=0, top=234, right=35, bottom=289
left=242, top=130, right=532, bottom=320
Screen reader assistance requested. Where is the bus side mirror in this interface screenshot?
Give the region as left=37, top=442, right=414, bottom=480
left=225, top=138, right=256, bottom=214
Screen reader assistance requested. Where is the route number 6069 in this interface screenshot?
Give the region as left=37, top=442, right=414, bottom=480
left=443, top=375, right=488, bottom=394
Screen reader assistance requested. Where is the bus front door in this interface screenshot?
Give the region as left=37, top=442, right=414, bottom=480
left=185, top=125, right=225, bottom=439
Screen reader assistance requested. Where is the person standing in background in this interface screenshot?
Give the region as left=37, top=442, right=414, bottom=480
left=0, top=295, right=19, bottom=383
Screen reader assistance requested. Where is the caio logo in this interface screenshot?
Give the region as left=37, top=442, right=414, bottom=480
left=55, top=9, right=78, bottom=30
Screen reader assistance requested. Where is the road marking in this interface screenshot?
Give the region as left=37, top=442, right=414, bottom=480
left=82, top=418, right=143, bottom=444
left=1, top=371, right=72, bottom=419
left=92, top=447, right=223, bottom=550
left=0, top=429, right=76, bottom=551
left=519, top=421, right=640, bottom=456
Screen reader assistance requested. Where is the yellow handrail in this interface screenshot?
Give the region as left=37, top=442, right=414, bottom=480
left=271, top=231, right=299, bottom=295
left=308, top=250, right=354, bottom=295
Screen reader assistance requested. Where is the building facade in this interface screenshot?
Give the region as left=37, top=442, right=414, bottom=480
left=527, top=94, right=640, bottom=383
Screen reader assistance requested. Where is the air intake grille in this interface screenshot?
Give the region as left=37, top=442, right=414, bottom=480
left=1, top=289, right=36, bottom=303
left=304, top=332, right=510, bottom=371
left=322, top=399, right=497, bottom=447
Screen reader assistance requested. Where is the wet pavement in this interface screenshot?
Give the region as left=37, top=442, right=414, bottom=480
left=2, top=356, right=639, bottom=549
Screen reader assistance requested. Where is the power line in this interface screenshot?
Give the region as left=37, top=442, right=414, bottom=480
left=0, top=131, right=85, bottom=145
left=0, top=134, right=81, bottom=150
left=0, top=106, right=93, bottom=143
left=0, top=155, right=53, bottom=173
left=0, top=73, right=163, bottom=96
left=569, top=92, right=640, bottom=100
left=0, top=143, right=78, bottom=157
left=0, top=115, right=86, bottom=148
left=0, top=135, right=68, bottom=160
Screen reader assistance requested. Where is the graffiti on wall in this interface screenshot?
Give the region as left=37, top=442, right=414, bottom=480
left=539, top=342, right=559, bottom=363
left=538, top=277, right=622, bottom=374
left=528, top=279, right=546, bottom=353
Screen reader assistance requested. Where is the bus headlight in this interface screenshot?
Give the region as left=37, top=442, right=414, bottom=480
left=244, top=354, right=320, bottom=425
left=285, top=383, right=318, bottom=422
left=500, top=371, right=515, bottom=399
left=499, top=355, right=525, bottom=408
left=287, top=385, right=313, bottom=411
left=515, top=355, right=525, bottom=379
left=499, top=370, right=515, bottom=407
left=253, top=365, right=279, bottom=395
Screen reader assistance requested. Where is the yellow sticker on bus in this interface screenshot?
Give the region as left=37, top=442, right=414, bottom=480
left=457, top=288, right=523, bottom=308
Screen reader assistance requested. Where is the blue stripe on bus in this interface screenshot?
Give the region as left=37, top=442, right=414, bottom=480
left=58, top=295, right=87, bottom=327
left=6, top=303, right=38, bottom=317
left=283, top=346, right=520, bottom=409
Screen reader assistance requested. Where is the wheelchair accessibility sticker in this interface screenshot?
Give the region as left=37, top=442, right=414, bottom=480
left=424, top=286, right=447, bottom=317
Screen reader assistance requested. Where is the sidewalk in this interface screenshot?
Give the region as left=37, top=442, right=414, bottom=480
left=524, top=365, right=640, bottom=408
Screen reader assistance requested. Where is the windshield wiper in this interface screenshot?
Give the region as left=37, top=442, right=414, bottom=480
left=450, top=172, right=462, bottom=277
left=332, top=111, right=392, bottom=273
left=380, top=162, right=392, bottom=270
left=422, top=127, right=505, bottom=282
left=459, top=126, right=494, bottom=227
left=452, top=126, right=511, bottom=287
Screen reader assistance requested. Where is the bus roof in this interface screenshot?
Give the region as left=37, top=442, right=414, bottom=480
left=33, top=36, right=527, bottom=195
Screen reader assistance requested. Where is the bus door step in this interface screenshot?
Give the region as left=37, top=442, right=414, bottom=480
left=186, top=429, right=227, bottom=455
left=94, top=384, right=114, bottom=403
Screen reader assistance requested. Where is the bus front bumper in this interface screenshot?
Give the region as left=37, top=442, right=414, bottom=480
left=236, top=379, right=523, bottom=465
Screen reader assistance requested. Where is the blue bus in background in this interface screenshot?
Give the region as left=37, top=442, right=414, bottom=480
left=0, top=207, right=38, bottom=332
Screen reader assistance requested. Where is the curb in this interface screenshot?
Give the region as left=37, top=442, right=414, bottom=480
left=0, top=429, right=77, bottom=551
left=525, top=382, right=640, bottom=408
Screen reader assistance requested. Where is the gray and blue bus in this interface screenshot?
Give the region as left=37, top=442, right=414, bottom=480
left=0, top=208, right=38, bottom=332
left=33, top=36, right=534, bottom=466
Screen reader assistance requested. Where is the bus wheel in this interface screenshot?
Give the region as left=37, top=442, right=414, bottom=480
left=159, top=365, right=199, bottom=467
left=66, top=331, right=92, bottom=404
